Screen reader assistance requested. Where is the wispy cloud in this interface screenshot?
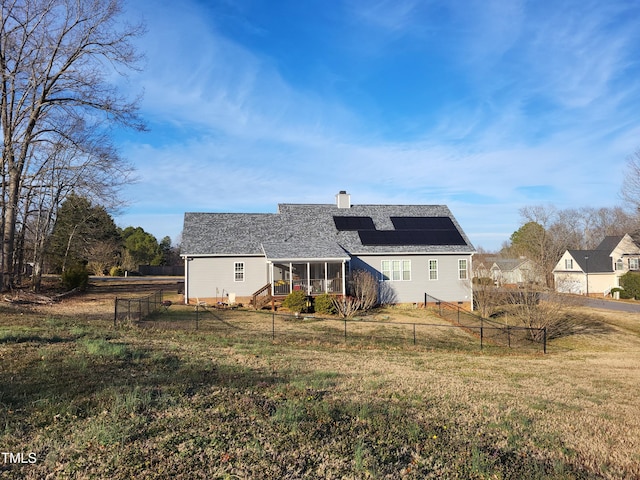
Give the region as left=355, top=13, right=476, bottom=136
left=115, top=0, right=640, bottom=249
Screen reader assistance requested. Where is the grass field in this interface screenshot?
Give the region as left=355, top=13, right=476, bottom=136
left=1, top=287, right=639, bottom=479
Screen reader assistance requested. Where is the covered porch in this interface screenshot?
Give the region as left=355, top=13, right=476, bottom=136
left=269, top=260, right=347, bottom=297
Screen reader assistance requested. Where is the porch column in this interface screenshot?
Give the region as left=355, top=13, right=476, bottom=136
left=289, top=263, right=293, bottom=293
left=307, top=262, right=311, bottom=294
left=342, top=260, right=346, bottom=296
left=324, top=262, right=328, bottom=293
left=269, top=262, right=274, bottom=296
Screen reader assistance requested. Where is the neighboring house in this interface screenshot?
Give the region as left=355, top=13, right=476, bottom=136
left=553, top=234, right=640, bottom=296
left=490, top=258, right=538, bottom=287
left=472, top=255, right=540, bottom=287
left=181, top=191, right=476, bottom=309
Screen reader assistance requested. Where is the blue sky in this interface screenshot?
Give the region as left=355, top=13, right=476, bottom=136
left=114, top=0, right=640, bottom=250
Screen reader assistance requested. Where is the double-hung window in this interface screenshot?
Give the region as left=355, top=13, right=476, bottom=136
left=429, top=260, right=438, bottom=280
left=565, top=259, right=573, bottom=269
left=234, top=262, right=245, bottom=282
left=381, top=260, right=411, bottom=281
left=458, top=259, right=468, bottom=280
left=631, top=258, right=640, bottom=270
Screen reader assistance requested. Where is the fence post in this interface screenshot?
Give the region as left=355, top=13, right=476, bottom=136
left=272, top=312, right=275, bottom=340
left=413, top=323, right=416, bottom=345
left=543, top=327, right=547, bottom=354
left=344, top=318, right=347, bottom=342
left=480, top=318, right=483, bottom=350
left=195, top=304, right=199, bottom=330
left=424, top=293, right=427, bottom=309
left=114, top=297, right=118, bottom=327
left=507, top=325, right=511, bottom=348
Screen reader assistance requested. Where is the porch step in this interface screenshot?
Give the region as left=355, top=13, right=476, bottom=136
left=251, top=283, right=272, bottom=310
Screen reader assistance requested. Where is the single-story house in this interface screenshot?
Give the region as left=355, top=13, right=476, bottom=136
left=553, top=234, right=640, bottom=296
left=472, top=255, right=540, bottom=287
left=490, top=258, right=538, bottom=287
left=181, top=191, right=476, bottom=309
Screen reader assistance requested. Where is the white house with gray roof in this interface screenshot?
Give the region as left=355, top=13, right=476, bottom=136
left=181, top=192, right=476, bottom=308
left=553, top=234, right=640, bottom=296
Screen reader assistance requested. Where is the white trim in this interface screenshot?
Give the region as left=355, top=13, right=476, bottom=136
left=458, top=259, right=468, bottom=280
left=234, top=262, right=245, bottom=282
left=181, top=253, right=264, bottom=258
left=381, top=259, right=412, bottom=281
left=429, top=259, right=438, bottom=280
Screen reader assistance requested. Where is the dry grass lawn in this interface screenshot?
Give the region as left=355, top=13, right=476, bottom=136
left=1, top=285, right=639, bottom=478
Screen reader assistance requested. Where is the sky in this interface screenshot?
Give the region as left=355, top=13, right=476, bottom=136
left=113, top=0, right=640, bottom=251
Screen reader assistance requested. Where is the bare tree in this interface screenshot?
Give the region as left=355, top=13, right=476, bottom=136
left=621, top=150, right=640, bottom=213
left=0, top=0, right=144, bottom=291
left=349, top=269, right=378, bottom=311
left=503, top=288, right=586, bottom=341
left=332, top=270, right=380, bottom=318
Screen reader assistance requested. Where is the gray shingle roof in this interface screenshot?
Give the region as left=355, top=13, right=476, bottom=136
left=491, top=258, right=530, bottom=272
left=595, top=235, right=625, bottom=251
left=568, top=250, right=613, bottom=273
left=182, top=202, right=475, bottom=259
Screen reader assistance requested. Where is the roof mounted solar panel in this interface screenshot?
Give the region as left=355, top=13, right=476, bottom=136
left=333, top=216, right=375, bottom=231
left=390, top=216, right=456, bottom=230
left=358, top=229, right=466, bottom=246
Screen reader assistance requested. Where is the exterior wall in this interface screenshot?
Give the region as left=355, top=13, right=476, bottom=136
left=587, top=273, right=619, bottom=295
left=350, top=253, right=473, bottom=305
left=554, top=251, right=620, bottom=295
left=554, top=272, right=584, bottom=294
left=611, top=234, right=640, bottom=262
left=555, top=271, right=619, bottom=295
left=185, top=256, right=268, bottom=304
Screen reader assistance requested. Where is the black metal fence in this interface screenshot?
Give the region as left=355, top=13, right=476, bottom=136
left=114, top=290, right=164, bottom=325
left=138, top=303, right=546, bottom=353
left=425, top=293, right=546, bottom=353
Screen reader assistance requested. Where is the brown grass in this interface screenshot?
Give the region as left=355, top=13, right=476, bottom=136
left=1, top=284, right=640, bottom=478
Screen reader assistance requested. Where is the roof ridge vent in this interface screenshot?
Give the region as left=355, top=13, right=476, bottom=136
left=336, top=191, right=351, bottom=209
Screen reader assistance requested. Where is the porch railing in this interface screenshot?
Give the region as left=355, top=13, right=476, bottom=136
left=273, top=278, right=342, bottom=296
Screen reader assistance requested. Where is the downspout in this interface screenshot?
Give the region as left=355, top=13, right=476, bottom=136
left=184, top=256, right=189, bottom=304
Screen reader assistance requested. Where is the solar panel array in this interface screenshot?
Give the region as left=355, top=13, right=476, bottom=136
left=334, top=215, right=466, bottom=246
left=333, top=216, right=376, bottom=231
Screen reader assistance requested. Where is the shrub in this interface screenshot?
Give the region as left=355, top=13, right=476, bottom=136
left=110, top=266, right=124, bottom=277
left=313, top=293, right=335, bottom=314
left=619, top=272, right=640, bottom=299
left=61, top=263, right=89, bottom=291
left=349, top=269, right=378, bottom=311
left=283, top=290, right=308, bottom=314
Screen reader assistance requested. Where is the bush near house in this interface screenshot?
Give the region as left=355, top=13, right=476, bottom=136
left=619, top=272, right=640, bottom=299
left=282, top=290, right=308, bottom=314
left=313, top=293, right=335, bottom=314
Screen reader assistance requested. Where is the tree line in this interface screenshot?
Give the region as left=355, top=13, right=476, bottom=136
left=19, top=193, right=180, bottom=290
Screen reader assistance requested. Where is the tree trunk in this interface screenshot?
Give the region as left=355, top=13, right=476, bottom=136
left=1, top=171, right=20, bottom=291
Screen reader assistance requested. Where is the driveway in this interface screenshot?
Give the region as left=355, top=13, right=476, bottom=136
left=582, top=297, right=640, bottom=313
